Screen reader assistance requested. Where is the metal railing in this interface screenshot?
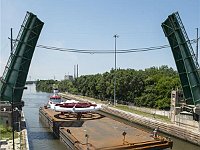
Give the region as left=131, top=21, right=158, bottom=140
left=1, top=12, right=31, bottom=82
left=175, top=12, right=200, bottom=70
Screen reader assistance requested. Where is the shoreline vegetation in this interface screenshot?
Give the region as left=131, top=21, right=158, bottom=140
left=0, top=124, right=18, bottom=140
left=36, top=65, right=181, bottom=110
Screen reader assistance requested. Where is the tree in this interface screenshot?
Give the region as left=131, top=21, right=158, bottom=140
left=36, top=65, right=180, bottom=109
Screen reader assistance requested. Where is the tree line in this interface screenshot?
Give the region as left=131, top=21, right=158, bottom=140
left=36, top=65, right=181, bottom=109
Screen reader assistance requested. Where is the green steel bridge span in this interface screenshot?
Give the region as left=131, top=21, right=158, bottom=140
left=0, top=12, right=44, bottom=109
left=162, top=12, right=200, bottom=117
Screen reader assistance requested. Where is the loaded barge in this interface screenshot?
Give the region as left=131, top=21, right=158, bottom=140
left=39, top=106, right=173, bottom=150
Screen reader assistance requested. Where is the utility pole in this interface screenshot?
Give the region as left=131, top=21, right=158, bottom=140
left=113, top=34, right=119, bottom=106
left=196, top=28, right=199, bottom=65
left=11, top=28, right=13, bottom=54
left=11, top=28, right=15, bottom=150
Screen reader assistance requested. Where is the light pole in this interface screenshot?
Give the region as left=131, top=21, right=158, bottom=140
left=196, top=28, right=199, bottom=66
left=12, top=87, right=15, bottom=150
left=10, top=28, right=15, bottom=150
left=113, top=34, right=119, bottom=106
left=10, top=28, right=27, bottom=149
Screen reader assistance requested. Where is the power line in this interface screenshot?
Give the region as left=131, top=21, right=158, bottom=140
left=36, top=38, right=199, bottom=54
left=10, top=37, right=199, bottom=54
left=36, top=44, right=170, bottom=53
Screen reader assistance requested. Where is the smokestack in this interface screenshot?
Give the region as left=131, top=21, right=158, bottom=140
left=77, top=64, right=78, bottom=78
left=74, top=65, right=76, bottom=79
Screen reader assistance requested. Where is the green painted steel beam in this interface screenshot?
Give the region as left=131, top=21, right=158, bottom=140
left=161, top=12, right=200, bottom=106
left=0, top=12, right=44, bottom=107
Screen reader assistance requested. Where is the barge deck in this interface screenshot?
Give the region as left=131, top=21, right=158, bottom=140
left=39, top=107, right=172, bottom=150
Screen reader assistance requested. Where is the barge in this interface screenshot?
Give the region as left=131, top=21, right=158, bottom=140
left=39, top=106, right=173, bottom=150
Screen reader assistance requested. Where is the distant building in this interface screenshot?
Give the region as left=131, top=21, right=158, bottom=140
left=64, top=75, right=73, bottom=81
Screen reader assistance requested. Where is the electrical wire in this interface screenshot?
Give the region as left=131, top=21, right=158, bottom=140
left=10, top=37, right=199, bottom=54
left=36, top=38, right=199, bottom=54
left=36, top=44, right=170, bottom=54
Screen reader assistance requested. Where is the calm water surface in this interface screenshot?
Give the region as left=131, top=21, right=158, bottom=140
left=22, top=84, right=200, bottom=150
left=22, top=84, right=66, bottom=150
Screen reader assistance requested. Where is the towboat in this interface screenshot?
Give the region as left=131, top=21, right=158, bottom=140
left=65, top=99, right=79, bottom=103
left=47, top=89, right=63, bottom=109
left=54, top=102, right=101, bottom=113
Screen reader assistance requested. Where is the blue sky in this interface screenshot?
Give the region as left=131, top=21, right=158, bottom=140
left=1, top=0, right=200, bottom=80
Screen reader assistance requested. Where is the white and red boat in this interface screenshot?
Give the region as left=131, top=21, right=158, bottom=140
left=54, top=102, right=101, bottom=113
left=47, top=89, right=63, bottom=109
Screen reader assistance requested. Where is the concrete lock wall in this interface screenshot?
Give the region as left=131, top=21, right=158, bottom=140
left=174, top=114, right=199, bottom=129
left=0, top=110, right=21, bottom=131
left=0, top=111, right=12, bottom=127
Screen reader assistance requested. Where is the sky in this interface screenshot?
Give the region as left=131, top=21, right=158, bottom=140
left=0, top=0, right=200, bottom=80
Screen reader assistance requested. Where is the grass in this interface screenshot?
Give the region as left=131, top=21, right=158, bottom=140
left=115, top=104, right=171, bottom=123
left=0, top=124, right=19, bottom=140
left=79, top=95, right=109, bottom=104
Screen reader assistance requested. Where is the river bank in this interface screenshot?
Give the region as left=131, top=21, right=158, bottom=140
left=0, top=129, right=29, bottom=150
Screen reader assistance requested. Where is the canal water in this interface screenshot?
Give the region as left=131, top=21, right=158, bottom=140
left=22, top=84, right=200, bottom=150
left=22, top=84, right=66, bottom=150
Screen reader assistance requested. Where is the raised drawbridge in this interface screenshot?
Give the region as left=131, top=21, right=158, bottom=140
left=162, top=12, right=200, bottom=107
left=0, top=12, right=44, bottom=109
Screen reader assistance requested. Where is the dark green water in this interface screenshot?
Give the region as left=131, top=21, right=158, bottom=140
left=22, top=84, right=200, bottom=150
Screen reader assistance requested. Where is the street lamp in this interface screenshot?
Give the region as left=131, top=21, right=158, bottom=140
left=113, top=34, right=119, bottom=106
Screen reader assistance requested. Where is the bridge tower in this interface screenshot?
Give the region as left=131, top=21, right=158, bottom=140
left=0, top=12, right=44, bottom=109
